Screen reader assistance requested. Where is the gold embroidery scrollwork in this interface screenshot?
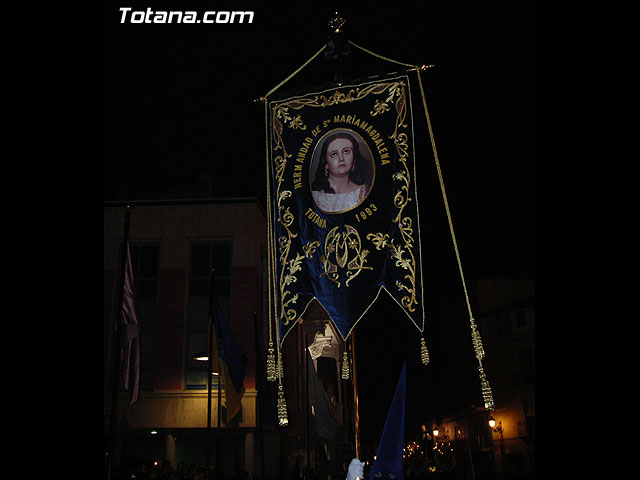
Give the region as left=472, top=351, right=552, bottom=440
left=371, top=99, right=390, bottom=116
left=370, top=82, right=404, bottom=117
left=390, top=239, right=417, bottom=310
left=281, top=252, right=303, bottom=324
left=366, top=83, right=419, bottom=313
left=272, top=80, right=407, bottom=134
left=275, top=106, right=307, bottom=131
left=272, top=98, right=306, bottom=329
left=320, top=225, right=372, bottom=288
left=271, top=77, right=415, bottom=330
left=368, top=232, right=390, bottom=250
left=303, top=240, right=320, bottom=258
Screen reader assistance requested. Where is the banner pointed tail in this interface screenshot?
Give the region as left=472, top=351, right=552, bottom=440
left=268, top=74, right=426, bottom=346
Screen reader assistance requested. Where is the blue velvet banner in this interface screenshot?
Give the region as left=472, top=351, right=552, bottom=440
left=268, top=74, right=425, bottom=344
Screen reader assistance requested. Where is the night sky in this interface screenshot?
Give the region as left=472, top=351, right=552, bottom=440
left=104, top=0, right=534, bottom=457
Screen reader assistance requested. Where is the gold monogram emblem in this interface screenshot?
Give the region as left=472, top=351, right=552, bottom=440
left=320, top=225, right=372, bottom=288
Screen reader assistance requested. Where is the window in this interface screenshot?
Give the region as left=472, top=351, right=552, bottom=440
left=517, top=420, right=527, bottom=437
left=185, top=240, right=233, bottom=389
left=487, top=312, right=513, bottom=340
left=517, top=348, right=534, bottom=384
left=487, top=315, right=499, bottom=340
left=498, top=311, right=512, bottom=339
left=525, top=415, right=535, bottom=440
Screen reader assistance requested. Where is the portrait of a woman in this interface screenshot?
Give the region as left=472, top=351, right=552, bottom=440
left=311, top=131, right=374, bottom=213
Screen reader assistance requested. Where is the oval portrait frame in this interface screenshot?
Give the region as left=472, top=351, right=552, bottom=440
left=309, top=128, right=376, bottom=214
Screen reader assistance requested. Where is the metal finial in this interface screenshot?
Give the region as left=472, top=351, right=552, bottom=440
left=328, top=12, right=346, bottom=33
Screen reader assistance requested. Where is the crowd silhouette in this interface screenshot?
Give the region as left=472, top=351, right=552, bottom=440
left=125, top=460, right=255, bottom=480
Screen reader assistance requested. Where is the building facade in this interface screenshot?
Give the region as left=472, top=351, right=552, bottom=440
left=104, top=198, right=354, bottom=479
left=104, top=199, right=272, bottom=478
left=410, top=275, right=535, bottom=479
left=475, top=275, right=535, bottom=478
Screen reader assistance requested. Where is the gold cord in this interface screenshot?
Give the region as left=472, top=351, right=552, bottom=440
left=347, top=41, right=417, bottom=69
left=264, top=99, right=277, bottom=382
left=264, top=45, right=327, bottom=98
left=266, top=97, right=289, bottom=422
left=415, top=69, right=494, bottom=410
left=347, top=40, right=436, bottom=367
left=415, top=70, right=473, bottom=319
left=263, top=42, right=329, bottom=423
left=260, top=38, right=492, bottom=413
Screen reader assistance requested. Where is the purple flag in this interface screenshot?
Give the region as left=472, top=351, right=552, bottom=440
left=121, top=243, right=141, bottom=404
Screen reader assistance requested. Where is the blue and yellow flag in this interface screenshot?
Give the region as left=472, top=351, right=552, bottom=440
left=268, top=74, right=426, bottom=344
left=211, top=295, right=247, bottom=424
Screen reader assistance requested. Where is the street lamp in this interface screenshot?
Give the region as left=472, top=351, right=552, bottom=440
left=192, top=353, right=222, bottom=429
left=192, top=352, right=221, bottom=376
left=193, top=352, right=210, bottom=362
left=488, top=416, right=503, bottom=434
left=193, top=266, right=223, bottom=480
left=488, top=415, right=505, bottom=475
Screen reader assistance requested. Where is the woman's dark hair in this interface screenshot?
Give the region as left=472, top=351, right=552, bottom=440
left=311, top=132, right=371, bottom=193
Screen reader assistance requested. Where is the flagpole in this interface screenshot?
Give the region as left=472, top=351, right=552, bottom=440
left=216, top=343, right=222, bottom=476
left=106, top=206, right=131, bottom=480
left=304, top=333, right=311, bottom=479
left=253, top=312, right=266, bottom=479
left=205, top=266, right=215, bottom=480
left=350, top=331, right=361, bottom=460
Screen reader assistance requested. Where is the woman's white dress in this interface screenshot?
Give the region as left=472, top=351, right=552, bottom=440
left=312, top=184, right=367, bottom=213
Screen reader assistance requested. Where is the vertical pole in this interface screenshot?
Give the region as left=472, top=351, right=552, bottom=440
left=214, top=263, right=222, bottom=478
left=466, top=436, right=475, bottom=480
left=350, top=331, right=361, bottom=460
left=499, top=424, right=506, bottom=476
left=106, top=206, right=131, bottom=480
left=216, top=363, right=222, bottom=476
left=304, top=333, right=310, bottom=479
left=205, top=266, right=215, bottom=480
left=253, top=312, right=266, bottom=479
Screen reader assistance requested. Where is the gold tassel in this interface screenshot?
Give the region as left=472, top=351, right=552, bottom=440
left=275, top=346, right=288, bottom=426
left=420, top=336, right=430, bottom=365
left=266, top=341, right=276, bottom=382
left=469, top=317, right=494, bottom=410
left=470, top=317, right=485, bottom=361
left=341, top=350, right=350, bottom=380
left=277, top=350, right=284, bottom=379
left=415, top=67, right=496, bottom=414
left=478, top=362, right=495, bottom=411
left=277, top=384, right=289, bottom=426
